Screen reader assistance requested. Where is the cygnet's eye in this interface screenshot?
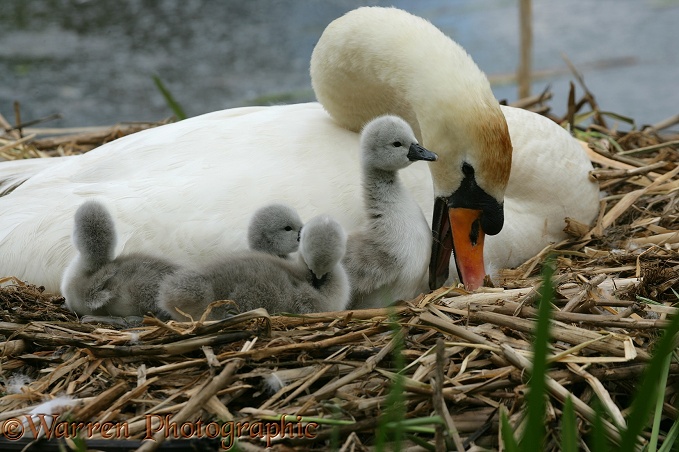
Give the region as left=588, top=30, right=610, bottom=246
left=392, top=141, right=402, bottom=147
left=284, top=226, right=293, bottom=231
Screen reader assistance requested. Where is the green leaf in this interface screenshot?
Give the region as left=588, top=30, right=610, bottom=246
left=591, top=399, right=610, bottom=452
left=152, top=75, right=187, bottom=120
left=561, top=396, right=579, bottom=452
left=619, top=311, right=679, bottom=451
left=599, top=110, right=636, bottom=126
left=656, top=415, right=679, bottom=452
left=500, top=408, right=520, bottom=452
left=520, top=258, right=554, bottom=449
left=375, top=312, right=407, bottom=451
left=648, top=351, right=673, bottom=452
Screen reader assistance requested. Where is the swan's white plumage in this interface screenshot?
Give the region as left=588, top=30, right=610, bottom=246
left=0, top=7, right=599, bottom=295
left=0, top=103, right=596, bottom=293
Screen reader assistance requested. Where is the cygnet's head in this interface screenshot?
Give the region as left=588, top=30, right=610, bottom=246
left=72, top=200, right=117, bottom=264
left=360, top=115, right=438, bottom=171
left=299, top=214, right=347, bottom=279
left=248, top=203, right=304, bottom=257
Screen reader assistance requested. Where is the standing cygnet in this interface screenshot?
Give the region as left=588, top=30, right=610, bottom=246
left=61, top=200, right=177, bottom=320
left=344, top=115, right=438, bottom=310
left=158, top=214, right=349, bottom=320
left=248, top=203, right=303, bottom=257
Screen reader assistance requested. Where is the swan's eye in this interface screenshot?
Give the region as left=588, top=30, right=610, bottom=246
left=284, top=226, right=293, bottom=231
left=393, top=141, right=402, bottom=147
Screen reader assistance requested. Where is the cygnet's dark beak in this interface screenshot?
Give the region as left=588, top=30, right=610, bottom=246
left=407, top=143, right=438, bottom=162
left=310, top=270, right=328, bottom=289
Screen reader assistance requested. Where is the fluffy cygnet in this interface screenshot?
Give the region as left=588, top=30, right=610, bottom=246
left=61, top=200, right=177, bottom=319
left=247, top=203, right=303, bottom=257
left=344, top=115, right=437, bottom=309
left=158, top=214, right=349, bottom=320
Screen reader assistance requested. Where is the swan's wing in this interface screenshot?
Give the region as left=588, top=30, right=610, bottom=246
left=0, top=157, right=74, bottom=196
left=487, top=106, right=599, bottom=268
left=0, top=103, right=366, bottom=292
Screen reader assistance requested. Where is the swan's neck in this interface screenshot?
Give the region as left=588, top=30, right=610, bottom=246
left=76, top=254, right=109, bottom=274
left=421, top=98, right=511, bottom=199
left=362, top=168, right=405, bottom=218
left=360, top=167, right=428, bottom=257
left=311, top=6, right=512, bottom=198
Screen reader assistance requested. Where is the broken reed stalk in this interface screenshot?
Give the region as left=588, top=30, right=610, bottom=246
left=518, top=0, right=533, bottom=99
left=136, top=353, right=246, bottom=452
left=502, top=344, right=624, bottom=446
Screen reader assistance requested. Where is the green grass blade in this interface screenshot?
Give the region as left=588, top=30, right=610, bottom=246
left=407, top=434, right=437, bottom=451
left=657, top=415, right=679, bottom=452
left=383, top=425, right=437, bottom=434
left=599, top=110, right=636, bottom=126
left=329, top=403, right=342, bottom=451
left=561, top=396, right=578, bottom=452
left=619, top=312, right=679, bottom=452
left=375, top=314, right=406, bottom=452
left=152, top=75, right=187, bottom=120
left=500, top=408, right=520, bottom=452
left=385, top=416, right=444, bottom=428
left=591, top=399, right=610, bottom=452
left=520, top=258, right=554, bottom=450
left=259, top=414, right=354, bottom=426
left=648, top=351, right=673, bottom=452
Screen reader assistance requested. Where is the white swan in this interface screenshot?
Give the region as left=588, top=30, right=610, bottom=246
left=158, top=214, right=349, bottom=320
left=0, top=7, right=598, bottom=295
left=344, top=115, right=437, bottom=309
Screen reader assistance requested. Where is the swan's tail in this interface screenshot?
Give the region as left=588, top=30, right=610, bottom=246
left=72, top=200, right=117, bottom=270
left=0, top=157, right=64, bottom=196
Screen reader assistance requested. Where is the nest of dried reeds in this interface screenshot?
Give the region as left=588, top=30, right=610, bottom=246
left=0, top=84, right=678, bottom=451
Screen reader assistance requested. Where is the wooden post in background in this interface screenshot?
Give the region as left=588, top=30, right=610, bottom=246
left=518, top=0, right=533, bottom=99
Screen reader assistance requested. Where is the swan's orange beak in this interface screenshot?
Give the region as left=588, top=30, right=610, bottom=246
left=429, top=198, right=487, bottom=291
left=449, top=208, right=486, bottom=290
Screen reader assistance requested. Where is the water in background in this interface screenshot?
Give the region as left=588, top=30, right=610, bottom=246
left=1, top=0, right=677, bottom=128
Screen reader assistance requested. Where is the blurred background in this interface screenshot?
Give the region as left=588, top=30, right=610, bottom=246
left=0, top=0, right=677, bottom=128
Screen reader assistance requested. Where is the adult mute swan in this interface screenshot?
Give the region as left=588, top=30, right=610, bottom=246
left=0, top=7, right=598, bottom=295
left=158, top=214, right=349, bottom=320
left=344, top=115, right=437, bottom=310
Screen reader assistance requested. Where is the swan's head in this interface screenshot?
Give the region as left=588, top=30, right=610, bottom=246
left=427, top=101, right=512, bottom=291
left=360, top=115, right=437, bottom=172
left=310, top=6, right=513, bottom=290
left=299, top=214, right=347, bottom=283
left=248, top=203, right=303, bottom=257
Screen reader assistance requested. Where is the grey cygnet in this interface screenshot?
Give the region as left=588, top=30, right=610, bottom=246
left=344, top=115, right=437, bottom=309
left=158, top=214, right=349, bottom=320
